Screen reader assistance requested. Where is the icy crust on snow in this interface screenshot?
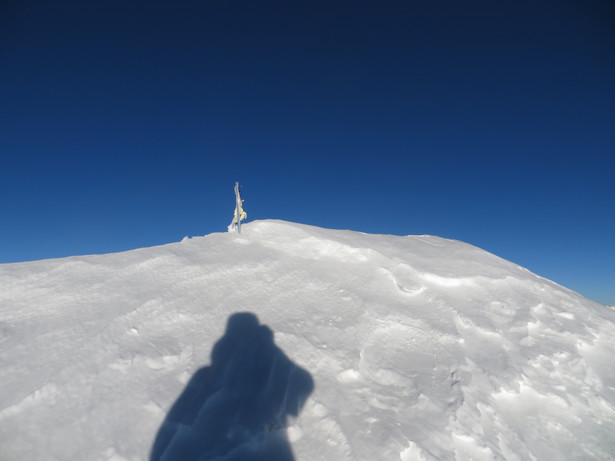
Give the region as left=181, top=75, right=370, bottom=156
left=1, top=219, right=614, bottom=460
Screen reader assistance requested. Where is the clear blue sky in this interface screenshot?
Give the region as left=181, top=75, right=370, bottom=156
left=1, top=0, right=613, bottom=305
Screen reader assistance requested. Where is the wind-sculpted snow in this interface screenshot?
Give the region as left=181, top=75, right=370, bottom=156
left=1, top=219, right=614, bottom=460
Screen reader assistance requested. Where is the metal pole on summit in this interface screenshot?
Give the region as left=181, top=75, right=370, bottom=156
left=228, top=182, right=247, bottom=233
left=234, top=182, right=242, bottom=234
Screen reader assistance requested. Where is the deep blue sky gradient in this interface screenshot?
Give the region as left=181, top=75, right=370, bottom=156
left=1, top=1, right=614, bottom=305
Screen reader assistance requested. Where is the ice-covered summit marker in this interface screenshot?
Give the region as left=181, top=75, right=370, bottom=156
left=228, top=181, right=247, bottom=233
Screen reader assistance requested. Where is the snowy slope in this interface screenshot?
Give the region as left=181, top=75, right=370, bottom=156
left=1, top=220, right=614, bottom=461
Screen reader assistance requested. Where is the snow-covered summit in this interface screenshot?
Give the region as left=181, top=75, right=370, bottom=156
left=1, top=220, right=614, bottom=460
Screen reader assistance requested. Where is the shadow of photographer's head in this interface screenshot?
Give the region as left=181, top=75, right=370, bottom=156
left=151, top=312, right=313, bottom=461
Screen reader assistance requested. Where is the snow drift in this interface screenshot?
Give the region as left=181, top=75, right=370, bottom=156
left=1, top=220, right=614, bottom=460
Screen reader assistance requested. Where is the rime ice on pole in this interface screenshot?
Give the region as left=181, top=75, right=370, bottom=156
left=228, top=181, right=247, bottom=233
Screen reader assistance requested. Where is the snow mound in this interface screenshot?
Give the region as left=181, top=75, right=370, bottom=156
left=1, top=219, right=614, bottom=460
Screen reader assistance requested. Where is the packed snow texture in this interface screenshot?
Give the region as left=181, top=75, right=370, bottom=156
left=1, top=220, right=614, bottom=461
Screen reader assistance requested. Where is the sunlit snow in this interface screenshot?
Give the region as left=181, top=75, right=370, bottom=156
left=1, top=220, right=614, bottom=460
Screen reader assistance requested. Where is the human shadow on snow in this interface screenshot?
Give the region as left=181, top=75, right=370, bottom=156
left=150, top=312, right=314, bottom=461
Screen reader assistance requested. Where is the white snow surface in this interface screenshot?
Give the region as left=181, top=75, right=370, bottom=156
left=1, top=220, right=614, bottom=461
